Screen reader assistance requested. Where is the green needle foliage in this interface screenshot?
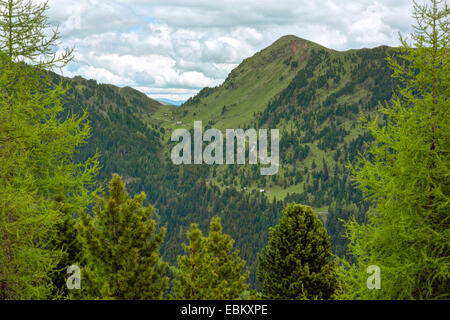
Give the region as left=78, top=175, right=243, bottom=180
left=206, top=217, right=249, bottom=298
left=78, top=174, right=168, bottom=299
left=0, top=0, right=98, bottom=299
left=173, top=216, right=249, bottom=299
left=340, top=0, right=449, bottom=300
left=173, top=224, right=217, bottom=300
left=0, top=0, right=73, bottom=69
left=48, top=194, right=83, bottom=299
left=257, top=203, right=338, bottom=299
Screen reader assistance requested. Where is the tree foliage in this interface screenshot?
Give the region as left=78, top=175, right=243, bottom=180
left=0, top=0, right=98, bottom=299
left=0, top=0, right=73, bottom=69
left=173, top=216, right=249, bottom=299
left=340, top=0, right=449, bottom=299
left=257, top=203, right=338, bottom=299
left=78, top=174, right=168, bottom=299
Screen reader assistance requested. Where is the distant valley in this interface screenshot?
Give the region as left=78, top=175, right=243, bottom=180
left=157, top=98, right=186, bottom=106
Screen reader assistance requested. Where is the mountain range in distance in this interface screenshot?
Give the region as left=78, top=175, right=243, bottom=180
left=156, top=98, right=186, bottom=106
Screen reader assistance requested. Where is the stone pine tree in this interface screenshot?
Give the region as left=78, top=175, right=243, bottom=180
left=173, top=224, right=217, bottom=300
left=257, top=203, right=338, bottom=299
left=340, top=0, right=449, bottom=300
left=48, top=194, right=83, bottom=299
left=78, top=174, right=168, bottom=299
left=0, top=0, right=98, bottom=299
left=173, top=216, right=249, bottom=299
left=206, top=216, right=249, bottom=299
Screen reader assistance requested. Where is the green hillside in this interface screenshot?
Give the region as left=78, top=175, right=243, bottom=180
left=62, top=36, right=399, bottom=286
left=153, top=36, right=396, bottom=213
left=154, top=35, right=327, bottom=130
left=4, top=0, right=447, bottom=300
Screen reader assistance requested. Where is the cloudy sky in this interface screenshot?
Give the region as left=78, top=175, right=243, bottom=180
left=44, top=0, right=417, bottom=101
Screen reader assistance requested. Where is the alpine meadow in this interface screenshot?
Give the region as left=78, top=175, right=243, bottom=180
left=0, top=0, right=448, bottom=301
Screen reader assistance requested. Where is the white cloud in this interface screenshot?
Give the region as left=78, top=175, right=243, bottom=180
left=40, top=0, right=415, bottom=100
left=72, top=65, right=133, bottom=86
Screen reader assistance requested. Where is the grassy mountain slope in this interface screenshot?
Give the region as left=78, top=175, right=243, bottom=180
left=157, top=37, right=396, bottom=211
left=61, top=36, right=399, bottom=286
left=161, top=35, right=328, bottom=130
left=149, top=36, right=398, bottom=262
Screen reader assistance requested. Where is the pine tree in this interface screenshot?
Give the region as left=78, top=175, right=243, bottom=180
left=173, top=223, right=217, bottom=299
left=206, top=216, right=249, bottom=299
left=340, top=0, right=449, bottom=299
left=0, top=0, right=98, bottom=299
left=48, top=194, right=83, bottom=299
left=257, top=203, right=338, bottom=299
left=78, top=174, right=168, bottom=299
left=173, top=216, right=249, bottom=299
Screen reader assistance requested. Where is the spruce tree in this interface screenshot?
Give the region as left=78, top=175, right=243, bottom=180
left=340, top=0, right=449, bottom=300
left=173, top=216, right=249, bottom=299
left=257, top=203, right=338, bottom=299
left=78, top=174, right=168, bottom=299
left=0, top=0, right=98, bottom=299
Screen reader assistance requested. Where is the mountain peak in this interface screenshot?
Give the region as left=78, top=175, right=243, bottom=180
left=180, top=35, right=331, bottom=129
left=273, top=34, right=308, bottom=43
left=270, top=35, right=327, bottom=52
